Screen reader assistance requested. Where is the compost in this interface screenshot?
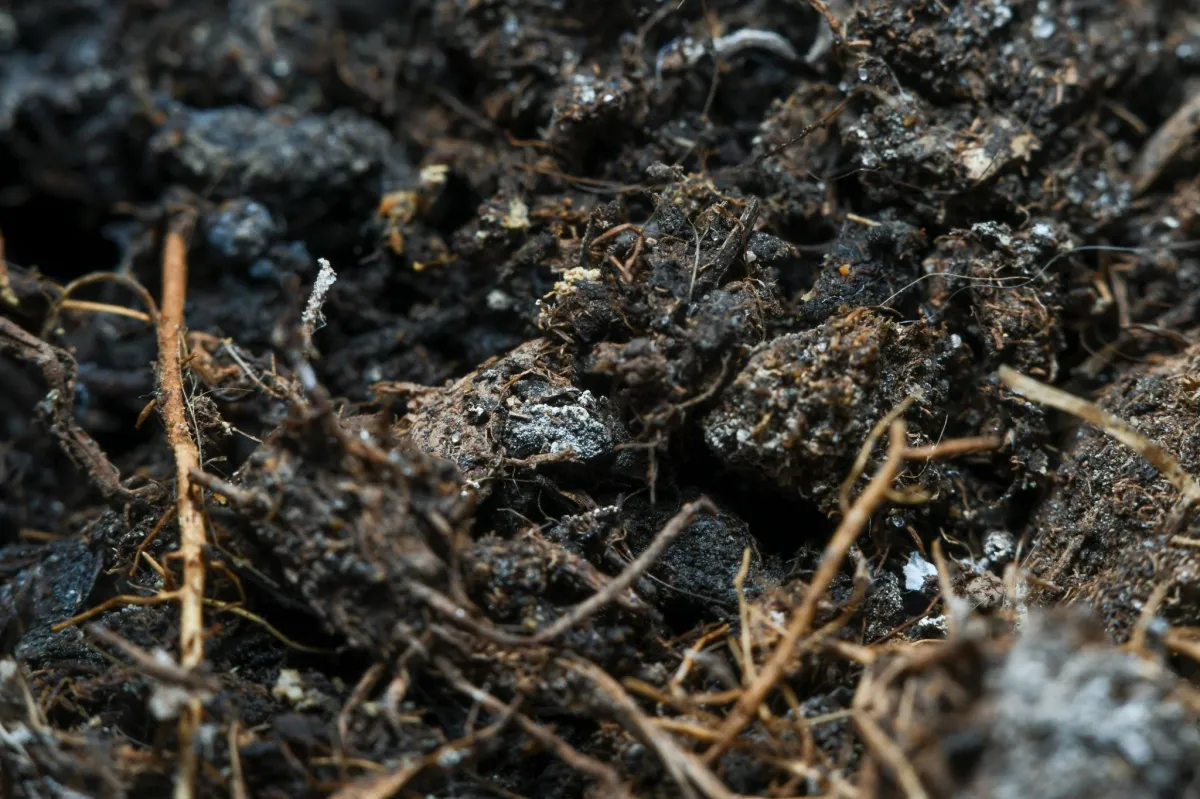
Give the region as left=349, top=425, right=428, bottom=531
left=3, top=1, right=1200, bottom=797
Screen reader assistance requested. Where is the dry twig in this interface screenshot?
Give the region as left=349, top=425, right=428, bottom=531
left=704, top=421, right=1000, bottom=762
left=42, top=270, right=159, bottom=339
left=84, top=624, right=220, bottom=693
left=228, top=721, right=249, bottom=799
left=157, top=214, right=208, bottom=799
left=0, top=316, right=160, bottom=506
left=568, top=658, right=730, bottom=799
left=1133, top=90, right=1200, bottom=195
left=704, top=421, right=909, bottom=763
left=999, top=365, right=1200, bottom=530
left=437, top=657, right=629, bottom=797
left=854, top=711, right=931, bottom=799
left=59, top=299, right=154, bottom=323
left=413, top=500, right=715, bottom=647
left=0, top=226, right=15, bottom=306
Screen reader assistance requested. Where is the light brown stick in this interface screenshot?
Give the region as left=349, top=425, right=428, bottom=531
left=437, top=657, right=629, bottom=797
left=60, top=299, right=154, bottom=323
left=0, top=225, right=16, bottom=306
left=703, top=424, right=999, bottom=762
left=228, top=721, right=249, bottom=799
left=703, top=421, right=908, bottom=762
left=999, top=365, right=1200, bottom=505
left=158, top=217, right=207, bottom=799
left=854, top=712, right=931, bottom=799
left=568, top=658, right=730, bottom=799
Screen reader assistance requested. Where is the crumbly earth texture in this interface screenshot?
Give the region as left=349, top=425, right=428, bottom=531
left=1026, top=345, right=1200, bottom=641
left=2, top=1, right=1200, bottom=797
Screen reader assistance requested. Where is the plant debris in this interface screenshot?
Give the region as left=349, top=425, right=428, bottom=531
left=3, top=0, right=1200, bottom=797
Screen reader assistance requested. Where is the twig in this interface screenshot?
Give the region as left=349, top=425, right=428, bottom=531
left=228, top=721, right=248, bottom=799
left=0, top=225, right=15, bottom=306
left=999, top=366, right=1200, bottom=525
left=84, top=624, right=220, bottom=693
left=436, top=657, right=629, bottom=797
left=337, top=663, right=386, bottom=778
left=902, top=436, right=1001, bottom=459
left=158, top=213, right=207, bottom=799
left=703, top=423, right=1000, bottom=762
left=328, top=760, right=424, bottom=799
left=1133, top=90, right=1200, bottom=195
left=624, top=678, right=724, bottom=723
left=0, top=317, right=160, bottom=506
left=668, top=624, right=731, bottom=693
left=687, top=214, right=704, bottom=303
left=160, top=217, right=206, bottom=669
left=59, top=299, right=154, bottom=323
left=415, top=500, right=715, bottom=646
left=734, top=548, right=756, bottom=685
left=188, top=468, right=270, bottom=510
left=130, top=506, right=176, bottom=577
left=1166, top=630, right=1200, bottom=665
left=704, top=421, right=908, bottom=762
left=589, top=222, right=640, bottom=249
left=853, top=712, right=930, bottom=799
left=51, top=592, right=179, bottom=631
left=653, top=717, right=722, bottom=742
left=567, top=658, right=731, bottom=799
left=42, top=270, right=159, bottom=340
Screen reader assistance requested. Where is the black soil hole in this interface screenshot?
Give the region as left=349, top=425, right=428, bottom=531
left=0, top=186, right=121, bottom=282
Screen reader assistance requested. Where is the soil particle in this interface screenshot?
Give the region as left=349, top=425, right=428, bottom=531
left=0, top=539, right=100, bottom=657
left=860, top=610, right=1200, bottom=798
left=624, top=498, right=782, bottom=618
left=965, top=612, right=1200, bottom=799
left=149, top=105, right=403, bottom=247
left=393, top=337, right=634, bottom=494
left=1025, top=345, right=1200, bottom=640
left=923, top=219, right=1078, bottom=379
left=799, top=218, right=928, bottom=326
left=225, top=410, right=474, bottom=653
left=202, top=199, right=285, bottom=268
left=701, top=309, right=950, bottom=507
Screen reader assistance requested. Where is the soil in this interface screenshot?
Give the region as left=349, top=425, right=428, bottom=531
left=2, top=1, right=1200, bottom=798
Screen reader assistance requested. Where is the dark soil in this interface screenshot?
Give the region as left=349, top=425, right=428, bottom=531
left=3, top=1, right=1200, bottom=797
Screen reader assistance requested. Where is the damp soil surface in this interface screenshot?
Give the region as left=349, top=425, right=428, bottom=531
left=3, top=1, right=1200, bottom=797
